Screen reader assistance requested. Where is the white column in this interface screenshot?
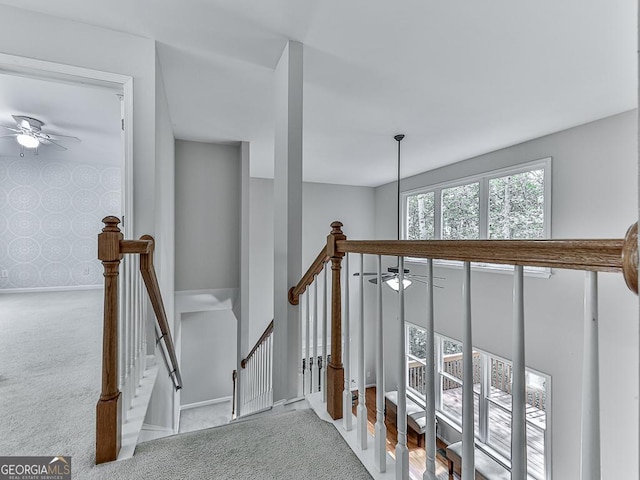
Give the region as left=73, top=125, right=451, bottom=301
left=462, top=262, right=475, bottom=479
left=511, top=265, right=527, bottom=479
left=322, top=265, right=328, bottom=402
left=581, top=271, right=601, bottom=480
left=396, top=257, right=409, bottom=480
left=238, top=141, right=251, bottom=413
left=343, top=253, right=353, bottom=430
left=357, top=253, right=368, bottom=449
left=273, top=40, right=303, bottom=402
left=423, top=258, right=437, bottom=480
left=305, top=291, right=311, bottom=395
left=374, top=255, right=387, bottom=472
left=313, top=280, right=319, bottom=393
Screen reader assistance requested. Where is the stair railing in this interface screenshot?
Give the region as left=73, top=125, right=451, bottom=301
left=96, top=216, right=182, bottom=464
left=239, top=319, right=274, bottom=416
left=289, top=220, right=638, bottom=480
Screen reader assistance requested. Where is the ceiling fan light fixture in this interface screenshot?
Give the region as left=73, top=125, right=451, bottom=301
left=16, top=133, right=39, bottom=149
left=384, top=277, right=412, bottom=292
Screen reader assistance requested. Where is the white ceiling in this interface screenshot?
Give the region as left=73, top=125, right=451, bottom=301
left=0, top=0, right=635, bottom=186
left=0, top=72, right=122, bottom=165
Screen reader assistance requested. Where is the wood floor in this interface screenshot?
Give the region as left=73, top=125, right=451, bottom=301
left=352, top=387, right=455, bottom=480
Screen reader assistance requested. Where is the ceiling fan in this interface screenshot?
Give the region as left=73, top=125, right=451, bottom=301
left=353, top=134, right=444, bottom=291
left=0, top=115, right=80, bottom=157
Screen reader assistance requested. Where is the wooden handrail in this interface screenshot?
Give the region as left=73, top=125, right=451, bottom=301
left=138, top=234, right=183, bottom=390
left=288, top=246, right=330, bottom=305
left=288, top=221, right=639, bottom=424
left=241, top=320, right=274, bottom=369
left=96, top=216, right=182, bottom=464
left=337, top=238, right=625, bottom=272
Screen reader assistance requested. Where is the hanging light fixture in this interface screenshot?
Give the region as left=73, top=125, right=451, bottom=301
left=16, top=133, right=39, bottom=149
left=384, top=134, right=413, bottom=291
left=354, top=134, right=442, bottom=290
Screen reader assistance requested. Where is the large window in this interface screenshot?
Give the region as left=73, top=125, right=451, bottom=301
left=403, top=158, right=551, bottom=273
left=406, top=325, right=551, bottom=480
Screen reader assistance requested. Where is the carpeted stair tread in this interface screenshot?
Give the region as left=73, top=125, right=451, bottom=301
left=85, top=409, right=373, bottom=479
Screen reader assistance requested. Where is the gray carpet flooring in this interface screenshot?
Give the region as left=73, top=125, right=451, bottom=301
left=88, top=409, right=373, bottom=480
left=0, top=290, right=372, bottom=479
left=0, top=289, right=102, bottom=473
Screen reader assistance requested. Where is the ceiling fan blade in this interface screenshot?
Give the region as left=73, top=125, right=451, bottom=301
left=44, top=133, right=81, bottom=142
left=353, top=272, right=378, bottom=276
left=0, top=125, right=21, bottom=133
left=410, top=277, right=445, bottom=289
left=406, top=273, right=446, bottom=280
left=39, top=137, right=68, bottom=151
left=0, top=134, right=18, bottom=138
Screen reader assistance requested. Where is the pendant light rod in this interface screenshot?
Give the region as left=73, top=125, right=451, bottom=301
left=394, top=134, right=405, bottom=241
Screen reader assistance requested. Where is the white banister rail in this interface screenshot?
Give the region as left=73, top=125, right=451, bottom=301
left=423, top=258, right=437, bottom=480
left=322, top=265, right=328, bottom=402
left=511, top=265, right=527, bottom=478
left=343, top=253, right=353, bottom=430
left=461, top=261, right=475, bottom=479
left=305, top=290, right=311, bottom=394
left=396, top=257, right=409, bottom=479
left=357, top=253, right=368, bottom=449
left=374, top=254, right=387, bottom=473
left=313, top=280, right=319, bottom=393
left=581, top=271, right=600, bottom=480
left=240, top=319, right=274, bottom=416
left=287, top=221, right=638, bottom=480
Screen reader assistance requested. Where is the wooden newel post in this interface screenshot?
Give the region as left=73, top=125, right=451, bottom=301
left=326, top=221, right=346, bottom=420
left=622, top=222, right=638, bottom=295
left=96, top=216, right=123, bottom=464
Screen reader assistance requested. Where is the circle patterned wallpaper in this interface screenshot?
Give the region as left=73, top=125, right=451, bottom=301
left=0, top=156, right=121, bottom=290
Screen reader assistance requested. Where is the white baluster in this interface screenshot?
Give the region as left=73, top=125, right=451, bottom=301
left=139, top=269, right=146, bottom=377
left=305, top=291, right=311, bottom=395
left=118, top=254, right=126, bottom=400
left=127, top=256, right=134, bottom=411
left=322, top=265, right=328, bottom=403
left=512, top=265, right=527, bottom=479
left=343, top=253, right=353, bottom=430
left=423, top=259, right=437, bottom=480
left=298, top=288, right=304, bottom=397
left=134, top=255, right=141, bottom=387
left=396, top=257, right=409, bottom=479
left=374, top=255, right=386, bottom=472
left=268, top=335, right=273, bottom=405
left=313, top=279, right=319, bottom=393
left=357, top=253, right=368, bottom=450
left=462, top=261, right=475, bottom=479
left=581, top=271, right=600, bottom=480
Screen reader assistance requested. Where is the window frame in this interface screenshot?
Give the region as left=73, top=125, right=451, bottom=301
left=402, top=157, right=552, bottom=277
left=405, top=323, right=552, bottom=480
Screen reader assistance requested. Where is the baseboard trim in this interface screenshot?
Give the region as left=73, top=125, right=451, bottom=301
left=0, top=285, right=102, bottom=294
left=181, top=396, right=233, bottom=411
left=141, top=423, right=174, bottom=433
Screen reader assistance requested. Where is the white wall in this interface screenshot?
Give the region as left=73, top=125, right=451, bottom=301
left=175, top=140, right=240, bottom=291
left=180, top=310, right=237, bottom=405
left=374, top=111, right=638, bottom=480
left=144, top=52, right=176, bottom=429
left=0, top=5, right=157, bottom=238
left=248, top=179, right=376, bottom=387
